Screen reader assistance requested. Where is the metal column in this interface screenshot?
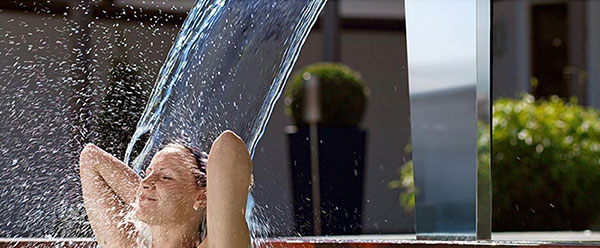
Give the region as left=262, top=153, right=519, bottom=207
left=405, top=0, right=491, bottom=240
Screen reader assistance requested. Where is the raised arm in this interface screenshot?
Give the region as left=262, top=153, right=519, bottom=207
left=79, top=144, right=140, bottom=204
left=205, top=131, right=252, bottom=248
left=79, top=144, right=141, bottom=248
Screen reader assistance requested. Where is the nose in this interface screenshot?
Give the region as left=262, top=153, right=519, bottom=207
left=141, top=172, right=156, bottom=190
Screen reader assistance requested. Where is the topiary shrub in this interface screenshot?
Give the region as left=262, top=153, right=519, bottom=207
left=391, top=94, right=600, bottom=231
left=284, top=63, right=368, bottom=126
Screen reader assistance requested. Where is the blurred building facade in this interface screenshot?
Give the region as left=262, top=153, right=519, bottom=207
left=493, top=0, right=600, bottom=109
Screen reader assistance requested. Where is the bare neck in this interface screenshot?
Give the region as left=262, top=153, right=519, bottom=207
left=150, top=223, right=202, bottom=248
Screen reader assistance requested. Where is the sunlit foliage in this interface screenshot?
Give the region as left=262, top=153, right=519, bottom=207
left=392, top=94, right=600, bottom=231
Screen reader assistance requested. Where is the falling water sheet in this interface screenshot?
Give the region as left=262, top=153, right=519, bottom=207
left=0, top=0, right=326, bottom=240
left=125, top=0, right=327, bottom=172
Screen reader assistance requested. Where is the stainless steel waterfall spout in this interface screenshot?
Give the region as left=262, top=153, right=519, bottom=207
left=405, top=0, right=491, bottom=240
left=303, top=73, right=322, bottom=236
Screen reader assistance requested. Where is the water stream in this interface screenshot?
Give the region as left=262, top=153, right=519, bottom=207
left=124, top=0, right=326, bottom=173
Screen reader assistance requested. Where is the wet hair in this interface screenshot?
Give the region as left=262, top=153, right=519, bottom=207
left=163, top=142, right=208, bottom=187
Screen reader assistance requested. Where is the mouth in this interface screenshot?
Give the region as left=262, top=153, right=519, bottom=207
left=139, top=194, right=158, bottom=202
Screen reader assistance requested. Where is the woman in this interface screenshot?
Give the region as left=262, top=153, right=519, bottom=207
left=79, top=130, right=252, bottom=248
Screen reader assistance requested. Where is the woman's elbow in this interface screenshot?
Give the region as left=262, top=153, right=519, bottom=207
left=209, top=131, right=253, bottom=175
left=79, top=144, right=100, bottom=171
left=214, top=130, right=244, bottom=148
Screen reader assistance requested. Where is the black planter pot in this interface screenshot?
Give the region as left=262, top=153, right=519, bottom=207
left=287, top=126, right=367, bottom=236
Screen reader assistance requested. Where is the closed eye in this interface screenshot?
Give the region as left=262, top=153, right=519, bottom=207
left=161, top=176, right=173, bottom=180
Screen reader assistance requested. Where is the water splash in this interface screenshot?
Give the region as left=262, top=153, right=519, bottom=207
left=0, top=0, right=325, bottom=241
left=124, top=0, right=327, bottom=174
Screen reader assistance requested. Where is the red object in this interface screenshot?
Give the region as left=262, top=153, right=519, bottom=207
left=1, top=238, right=599, bottom=248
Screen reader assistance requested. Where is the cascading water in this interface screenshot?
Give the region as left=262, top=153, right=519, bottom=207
left=124, top=0, right=326, bottom=171
left=0, top=0, right=326, bottom=243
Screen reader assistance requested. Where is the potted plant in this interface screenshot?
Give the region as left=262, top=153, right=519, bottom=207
left=284, top=62, right=369, bottom=235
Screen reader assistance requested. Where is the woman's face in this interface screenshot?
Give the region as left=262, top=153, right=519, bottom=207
left=135, top=145, right=206, bottom=225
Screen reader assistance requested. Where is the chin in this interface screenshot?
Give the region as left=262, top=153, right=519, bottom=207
left=134, top=204, right=158, bottom=225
